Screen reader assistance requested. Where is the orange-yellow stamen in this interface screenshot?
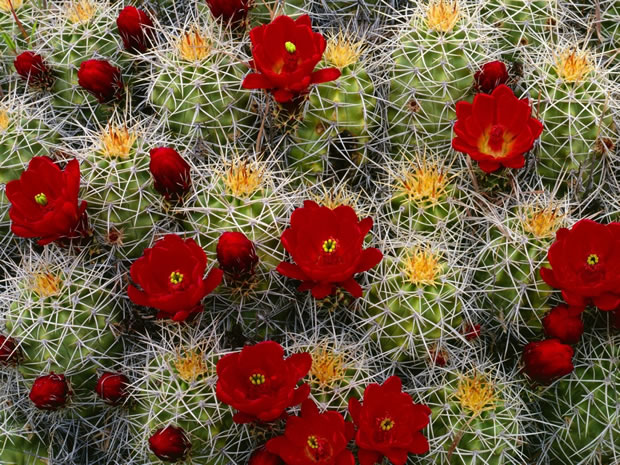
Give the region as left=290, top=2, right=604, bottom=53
left=586, top=254, right=599, bottom=266
left=249, top=373, right=265, bottom=385
left=285, top=41, right=296, bottom=54
left=307, top=435, right=319, bottom=449
left=380, top=418, right=395, bottom=431
left=34, top=193, right=48, bottom=206
left=322, top=238, right=337, bottom=254
left=170, top=271, right=184, bottom=284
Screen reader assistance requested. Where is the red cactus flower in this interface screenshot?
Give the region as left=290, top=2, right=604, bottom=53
left=216, top=231, right=259, bottom=279
left=95, top=372, right=129, bottom=405
left=523, top=339, right=574, bottom=384
left=149, top=147, right=191, bottom=200
left=349, top=376, right=431, bottom=465
left=14, top=51, right=53, bottom=88
left=0, top=335, right=20, bottom=365
left=242, top=15, right=341, bottom=103
left=77, top=59, right=123, bottom=103
left=127, top=234, right=223, bottom=322
left=543, top=305, right=584, bottom=344
left=29, top=373, right=71, bottom=410
left=249, top=447, right=285, bottom=465
left=474, top=61, right=509, bottom=93
left=463, top=323, right=481, bottom=340
left=276, top=200, right=383, bottom=299
left=205, top=0, right=252, bottom=24
left=6, top=157, right=88, bottom=246
left=540, top=219, right=620, bottom=311
left=116, top=6, right=154, bottom=52
left=216, top=341, right=312, bottom=424
left=149, top=426, right=191, bottom=462
left=452, top=84, right=543, bottom=173
left=266, top=399, right=355, bottom=465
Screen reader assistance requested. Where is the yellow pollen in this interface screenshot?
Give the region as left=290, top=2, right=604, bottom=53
left=249, top=373, right=266, bottom=385
left=455, top=374, right=497, bottom=416
left=426, top=0, right=460, bottom=32
left=322, top=238, right=337, bottom=254
left=31, top=273, right=62, bottom=297
left=586, top=254, right=599, bottom=266
left=100, top=126, right=136, bottom=159
left=0, top=0, right=24, bottom=11
left=324, top=33, right=364, bottom=69
left=178, top=28, right=211, bottom=61
left=555, top=48, right=593, bottom=83
left=521, top=206, right=563, bottom=239
left=285, top=41, right=296, bottom=54
left=403, top=248, right=443, bottom=286
left=397, top=161, right=449, bottom=204
left=169, top=271, right=184, bottom=284
left=0, top=109, right=9, bottom=131
left=307, top=435, right=319, bottom=449
left=68, top=0, right=96, bottom=23
left=174, top=349, right=209, bottom=383
left=309, top=347, right=345, bottom=387
left=380, top=417, right=395, bottom=431
left=222, top=161, right=264, bottom=197
left=34, top=193, right=48, bottom=206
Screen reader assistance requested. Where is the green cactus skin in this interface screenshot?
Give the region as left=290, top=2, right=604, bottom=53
left=482, top=0, right=556, bottom=61
left=0, top=420, right=49, bottom=465
left=357, top=248, right=465, bottom=363
left=387, top=4, right=486, bottom=152
left=472, top=199, right=567, bottom=343
left=2, top=249, right=123, bottom=405
left=288, top=46, right=377, bottom=180
left=422, top=363, right=531, bottom=465
left=0, top=0, right=35, bottom=58
left=539, top=325, right=619, bottom=465
left=526, top=48, right=615, bottom=195
left=79, top=121, right=167, bottom=260
left=247, top=0, right=307, bottom=26
left=145, top=24, right=257, bottom=147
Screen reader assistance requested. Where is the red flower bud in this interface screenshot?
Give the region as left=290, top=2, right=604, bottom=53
left=95, top=372, right=129, bottom=405
left=149, top=148, right=191, bottom=200
left=216, top=231, right=259, bottom=279
left=474, top=61, right=509, bottom=93
left=77, top=59, right=123, bottom=103
left=463, top=323, right=481, bottom=340
left=543, top=305, right=584, bottom=344
left=523, top=339, right=574, bottom=384
left=116, top=6, right=154, bottom=52
left=0, top=335, right=20, bottom=365
left=249, top=448, right=284, bottom=465
left=148, top=426, right=191, bottom=462
left=29, top=373, right=71, bottom=410
left=205, top=0, right=252, bottom=24
left=14, top=52, right=53, bottom=88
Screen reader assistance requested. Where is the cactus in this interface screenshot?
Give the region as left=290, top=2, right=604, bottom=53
left=78, top=115, right=168, bottom=260
left=387, top=0, right=487, bottom=152
left=247, top=0, right=307, bottom=26
left=143, top=19, right=257, bottom=147
left=288, top=31, right=377, bottom=180
left=1, top=246, right=124, bottom=412
left=540, top=323, right=619, bottom=465
left=524, top=44, right=616, bottom=195
left=0, top=0, right=35, bottom=57
left=0, top=415, right=49, bottom=464
left=472, top=194, right=570, bottom=345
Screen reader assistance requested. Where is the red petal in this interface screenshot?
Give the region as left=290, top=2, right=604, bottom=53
left=358, top=449, right=382, bottom=465
left=355, top=248, right=383, bottom=273
left=311, top=282, right=334, bottom=299
left=310, top=67, right=341, bottom=84
left=242, top=73, right=272, bottom=90
left=340, top=278, right=363, bottom=298
left=276, top=262, right=308, bottom=281
left=273, top=88, right=295, bottom=102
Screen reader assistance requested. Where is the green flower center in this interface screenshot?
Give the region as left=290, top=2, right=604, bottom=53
left=249, top=373, right=265, bottom=385
left=169, top=271, right=184, bottom=284
left=285, top=41, right=296, bottom=54
left=380, top=417, right=394, bottom=431
left=322, top=238, right=337, bottom=254
left=586, top=254, right=599, bottom=266
left=34, top=193, right=48, bottom=206
left=307, top=435, right=319, bottom=449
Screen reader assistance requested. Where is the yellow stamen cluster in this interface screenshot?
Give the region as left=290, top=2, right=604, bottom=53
left=68, top=0, right=96, bottom=23
left=178, top=28, right=211, bottom=61
left=307, top=435, right=319, bottom=449
left=426, top=0, right=460, bottom=32
left=34, top=193, right=48, bottom=206
left=455, top=374, right=497, bottom=416
left=0, top=0, right=24, bottom=11
left=285, top=41, right=296, bottom=54
left=322, top=238, right=337, bottom=254
left=586, top=254, right=599, bottom=266
left=223, top=161, right=264, bottom=197
left=521, top=206, right=563, bottom=239
left=380, top=418, right=395, bottom=431
left=31, top=273, right=62, bottom=297
left=100, top=126, right=136, bottom=159
left=0, top=109, right=9, bottom=131
left=249, top=373, right=266, bottom=385
left=554, top=48, right=593, bottom=83
left=309, top=347, right=345, bottom=387
left=169, top=271, right=184, bottom=284
left=174, top=349, right=209, bottom=383
left=324, top=33, right=364, bottom=69
left=403, top=248, right=443, bottom=286
left=397, top=161, right=449, bottom=205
